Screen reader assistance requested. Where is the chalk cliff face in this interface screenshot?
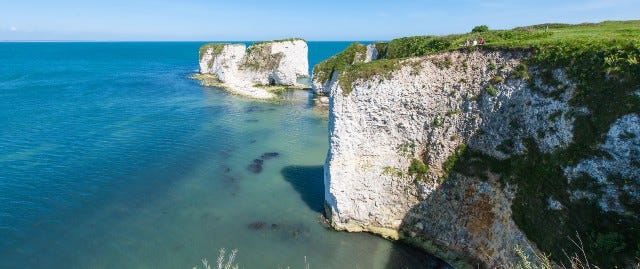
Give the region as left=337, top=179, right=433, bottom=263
left=319, top=49, right=640, bottom=267
left=198, top=39, right=308, bottom=99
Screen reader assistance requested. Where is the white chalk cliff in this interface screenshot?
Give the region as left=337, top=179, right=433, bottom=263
left=316, top=48, right=640, bottom=267
left=198, top=39, right=309, bottom=99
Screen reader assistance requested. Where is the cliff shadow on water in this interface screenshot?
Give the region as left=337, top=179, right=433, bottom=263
left=281, top=165, right=325, bottom=213
left=281, top=165, right=451, bottom=268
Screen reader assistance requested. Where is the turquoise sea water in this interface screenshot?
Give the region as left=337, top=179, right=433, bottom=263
left=0, top=42, right=446, bottom=268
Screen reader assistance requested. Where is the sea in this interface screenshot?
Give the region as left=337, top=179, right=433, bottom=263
left=0, top=42, right=447, bottom=268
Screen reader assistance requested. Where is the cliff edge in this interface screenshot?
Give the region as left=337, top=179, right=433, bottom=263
left=317, top=21, right=640, bottom=268
left=197, top=38, right=309, bottom=99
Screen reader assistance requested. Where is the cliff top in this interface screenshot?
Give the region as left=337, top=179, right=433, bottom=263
left=198, top=38, right=306, bottom=61
left=251, top=38, right=305, bottom=46
left=314, top=20, right=640, bottom=94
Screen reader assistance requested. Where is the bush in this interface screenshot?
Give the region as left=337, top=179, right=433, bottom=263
left=472, top=25, right=489, bottom=33
left=408, top=158, right=429, bottom=181
left=594, top=232, right=626, bottom=254
left=441, top=144, right=467, bottom=182
left=490, top=75, right=504, bottom=84
left=486, top=85, right=498, bottom=96
left=431, top=117, right=444, bottom=127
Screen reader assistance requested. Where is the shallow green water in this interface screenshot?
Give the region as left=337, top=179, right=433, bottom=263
left=0, top=42, right=446, bottom=269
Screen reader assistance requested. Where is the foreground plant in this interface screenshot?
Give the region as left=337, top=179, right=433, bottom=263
left=194, top=248, right=238, bottom=269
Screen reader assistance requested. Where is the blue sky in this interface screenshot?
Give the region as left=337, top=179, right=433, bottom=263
left=0, top=0, right=638, bottom=41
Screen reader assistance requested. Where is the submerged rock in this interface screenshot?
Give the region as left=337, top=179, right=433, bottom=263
left=246, top=152, right=280, bottom=173
left=260, top=152, right=280, bottom=160
left=247, top=159, right=264, bottom=173
left=248, top=222, right=266, bottom=230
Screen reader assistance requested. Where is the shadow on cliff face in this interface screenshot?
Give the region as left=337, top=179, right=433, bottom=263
left=282, top=165, right=451, bottom=268
left=392, top=174, right=492, bottom=269
left=281, top=165, right=325, bottom=213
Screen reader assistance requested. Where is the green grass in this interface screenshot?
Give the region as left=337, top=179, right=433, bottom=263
left=199, top=43, right=229, bottom=60
left=337, top=59, right=401, bottom=95
left=486, top=85, right=498, bottom=96
left=314, top=20, right=640, bottom=94
left=440, top=144, right=466, bottom=183
left=251, top=38, right=305, bottom=46
left=408, top=158, right=429, bottom=182
left=313, top=43, right=368, bottom=84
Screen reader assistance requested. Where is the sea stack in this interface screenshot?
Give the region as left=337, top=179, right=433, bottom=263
left=197, top=38, right=309, bottom=99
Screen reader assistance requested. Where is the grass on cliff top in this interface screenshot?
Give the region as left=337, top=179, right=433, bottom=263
left=199, top=43, right=232, bottom=60
left=323, top=20, right=640, bottom=94
left=251, top=38, right=305, bottom=46
left=384, top=20, right=640, bottom=58
left=312, top=43, right=368, bottom=83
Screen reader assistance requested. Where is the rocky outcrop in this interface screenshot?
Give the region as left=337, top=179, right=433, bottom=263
left=312, top=43, right=378, bottom=97
left=320, top=48, right=640, bottom=267
left=198, top=39, right=308, bottom=99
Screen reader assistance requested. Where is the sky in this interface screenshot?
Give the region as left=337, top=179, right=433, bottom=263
left=0, top=0, right=638, bottom=41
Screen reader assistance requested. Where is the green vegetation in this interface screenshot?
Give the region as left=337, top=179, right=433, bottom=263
left=385, top=35, right=455, bottom=59
left=382, top=166, right=404, bottom=177
left=486, top=85, right=498, bottom=96
left=496, top=139, right=515, bottom=154
left=445, top=110, right=460, bottom=116
left=408, top=158, right=429, bottom=182
left=199, top=44, right=229, bottom=70
left=490, top=75, right=504, bottom=84
left=314, top=20, right=640, bottom=95
left=199, top=43, right=229, bottom=60
left=374, top=42, right=389, bottom=59
left=472, top=25, right=490, bottom=33
left=594, top=232, right=626, bottom=255
left=251, top=38, right=305, bottom=46
left=430, top=56, right=453, bottom=69
left=337, top=59, right=401, bottom=95
left=313, top=43, right=368, bottom=84
left=431, top=117, right=444, bottom=127
left=396, top=141, right=417, bottom=156
left=314, top=19, right=640, bottom=267
left=514, top=245, right=552, bottom=269
left=241, top=43, right=284, bottom=71
left=511, top=63, right=530, bottom=80
left=440, top=144, right=466, bottom=183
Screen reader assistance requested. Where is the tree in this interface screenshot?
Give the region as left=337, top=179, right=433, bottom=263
left=472, top=25, right=489, bottom=33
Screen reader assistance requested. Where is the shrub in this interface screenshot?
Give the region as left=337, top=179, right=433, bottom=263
left=441, top=144, right=467, bottom=182
left=313, top=43, right=367, bottom=83
left=490, top=75, right=504, bottom=84
left=431, top=117, right=444, bottom=127
left=408, top=158, right=429, bottom=181
left=486, top=85, right=498, bottom=96
left=511, top=63, right=530, bottom=80
left=594, top=232, right=626, bottom=254
left=472, top=25, right=489, bottom=33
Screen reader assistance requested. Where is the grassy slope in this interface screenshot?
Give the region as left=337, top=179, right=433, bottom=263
left=316, top=20, right=640, bottom=267
left=323, top=20, right=639, bottom=94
